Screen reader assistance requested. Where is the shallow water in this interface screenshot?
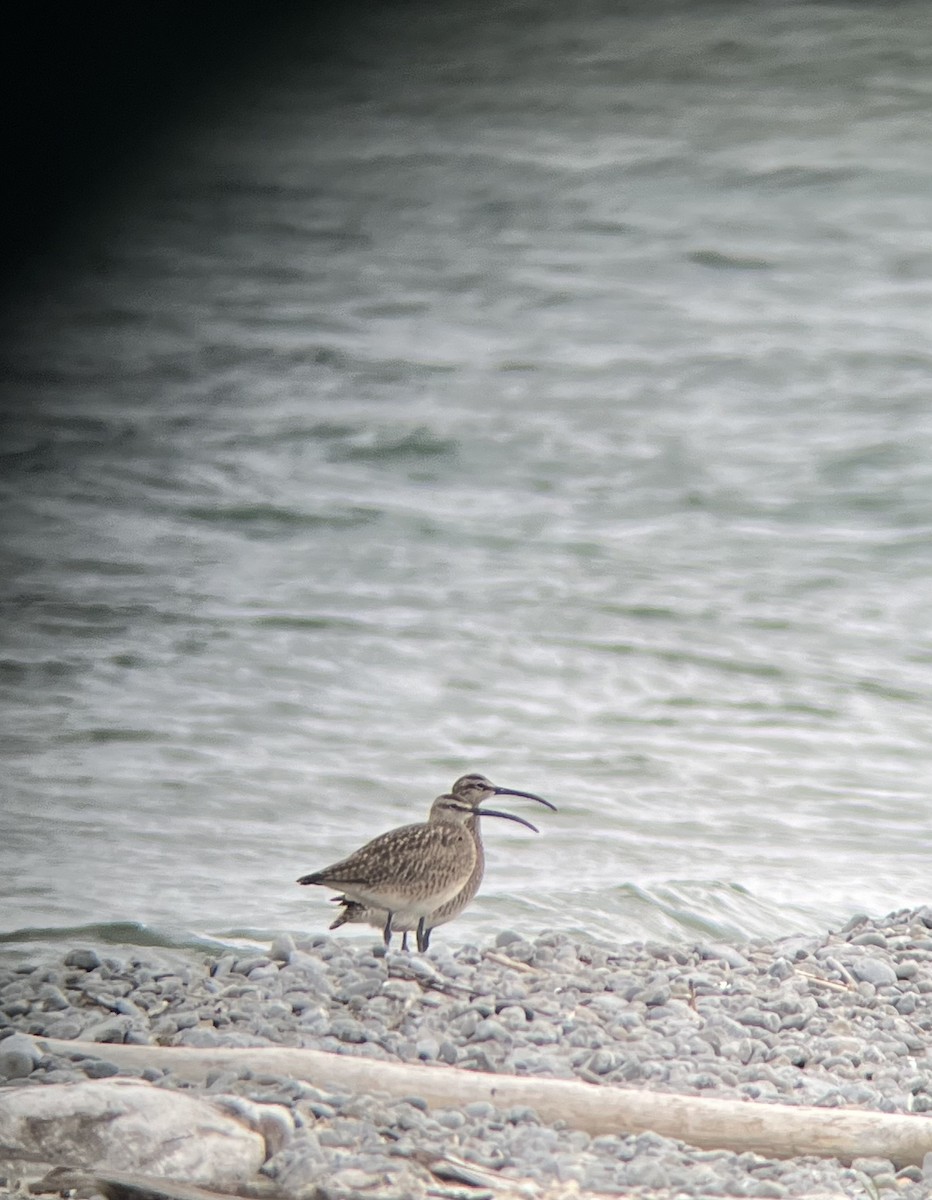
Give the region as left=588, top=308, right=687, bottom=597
left=2, top=0, right=932, bottom=960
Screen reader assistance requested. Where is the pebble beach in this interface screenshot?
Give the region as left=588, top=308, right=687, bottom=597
left=2, top=909, right=932, bottom=1198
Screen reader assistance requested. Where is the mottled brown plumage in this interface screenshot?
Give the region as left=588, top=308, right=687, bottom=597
left=297, top=789, right=542, bottom=951
left=325, top=773, right=555, bottom=950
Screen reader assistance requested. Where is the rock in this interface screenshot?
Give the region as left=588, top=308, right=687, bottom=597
left=849, top=958, right=898, bottom=987
left=0, top=1032, right=42, bottom=1080
left=0, top=1078, right=293, bottom=1186
left=849, top=932, right=887, bottom=948
left=64, top=948, right=102, bottom=971
left=270, top=933, right=296, bottom=962
left=83, top=1058, right=122, bottom=1079
left=698, top=943, right=752, bottom=970
left=83, top=1014, right=135, bottom=1043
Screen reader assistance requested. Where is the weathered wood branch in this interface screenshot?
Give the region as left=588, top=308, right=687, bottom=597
left=30, top=1036, right=932, bottom=1169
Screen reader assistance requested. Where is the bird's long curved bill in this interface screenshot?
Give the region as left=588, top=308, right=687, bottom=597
left=478, top=807, right=540, bottom=833
left=491, top=787, right=557, bottom=812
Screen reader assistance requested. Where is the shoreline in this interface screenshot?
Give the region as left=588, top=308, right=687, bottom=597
left=2, top=908, right=932, bottom=1197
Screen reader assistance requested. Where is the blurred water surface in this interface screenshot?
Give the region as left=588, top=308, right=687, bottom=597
left=2, top=0, right=931, bottom=959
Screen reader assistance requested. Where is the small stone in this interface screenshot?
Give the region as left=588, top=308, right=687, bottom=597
left=38, top=985, right=70, bottom=1011
left=852, top=1156, right=895, bottom=1178
left=737, top=1008, right=780, bottom=1033
left=82, top=1015, right=132, bottom=1043
left=750, top=1182, right=787, bottom=1197
left=735, top=1038, right=755, bottom=1064
left=698, top=943, right=751, bottom=970
left=83, top=1058, right=121, bottom=1079
left=464, top=1100, right=496, bottom=1120
left=849, top=958, right=897, bottom=987
left=585, top=1049, right=616, bottom=1076
left=438, top=1041, right=458, bottom=1065
left=211, top=954, right=237, bottom=978
left=270, top=934, right=296, bottom=962
left=41, top=1016, right=84, bottom=1040
left=497, top=1005, right=528, bottom=1029
left=473, top=1017, right=508, bottom=1043
left=624, top=1158, right=670, bottom=1189
left=248, top=964, right=279, bottom=982
left=415, top=1038, right=439, bottom=1061
left=850, top=931, right=887, bottom=948
left=233, top=956, right=270, bottom=976
left=114, top=998, right=146, bottom=1019
left=330, top=1019, right=366, bottom=1044
left=63, top=949, right=101, bottom=971
left=0, top=1033, right=41, bottom=1080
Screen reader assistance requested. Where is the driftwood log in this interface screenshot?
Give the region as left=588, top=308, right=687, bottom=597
left=29, top=1035, right=932, bottom=1169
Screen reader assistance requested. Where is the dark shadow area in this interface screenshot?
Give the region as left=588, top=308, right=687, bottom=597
left=0, top=3, right=324, bottom=309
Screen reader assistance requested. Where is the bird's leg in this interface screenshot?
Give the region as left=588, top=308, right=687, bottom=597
left=416, top=917, right=428, bottom=953
left=421, top=925, right=432, bottom=951
left=383, top=911, right=394, bottom=947
left=401, top=931, right=409, bottom=952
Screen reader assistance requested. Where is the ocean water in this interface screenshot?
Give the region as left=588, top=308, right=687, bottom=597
left=2, top=0, right=931, bottom=962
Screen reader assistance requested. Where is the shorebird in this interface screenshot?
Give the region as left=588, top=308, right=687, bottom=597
left=326, top=773, right=556, bottom=950
left=297, top=789, right=541, bottom=952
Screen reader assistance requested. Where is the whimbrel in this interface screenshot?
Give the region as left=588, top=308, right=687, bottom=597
left=297, top=791, right=540, bottom=952
left=327, top=773, right=555, bottom=949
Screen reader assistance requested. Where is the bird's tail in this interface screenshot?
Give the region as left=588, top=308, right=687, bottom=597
left=329, top=898, right=366, bottom=930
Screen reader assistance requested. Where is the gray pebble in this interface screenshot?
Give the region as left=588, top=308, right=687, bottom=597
left=39, top=1015, right=85, bottom=1040
left=850, top=931, right=888, bottom=948
left=82, top=1058, right=122, bottom=1079
left=699, top=943, right=752, bottom=969
left=750, top=1181, right=787, bottom=1197
left=233, top=955, right=270, bottom=976
left=472, top=1017, right=509, bottom=1043
left=248, top=964, right=280, bottom=982
left=330, top=1018, right=367, bottom=1043
left=82, top=1015, right=134, bottom=1043
left=850, top=957, right=898, bottom=987
left=464, top=1100, right=496, bottom=1119
left=270, top=933, right=296, bottom=962
left=585, top=1049, right=617, bottom=1075
left=39, top=1067, right=87, bottom=1084
left=37, top=984, right=71, bottom=1011
left=415, top=1037, right=439, bottom=1061
left=737, top=1007, right=781, bottom=1033
left=63, top=948, right=101, bottom=971
left=624, top=1157, right=670, bottom=1188
left=0, top=1032, right=41, bottom=1079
